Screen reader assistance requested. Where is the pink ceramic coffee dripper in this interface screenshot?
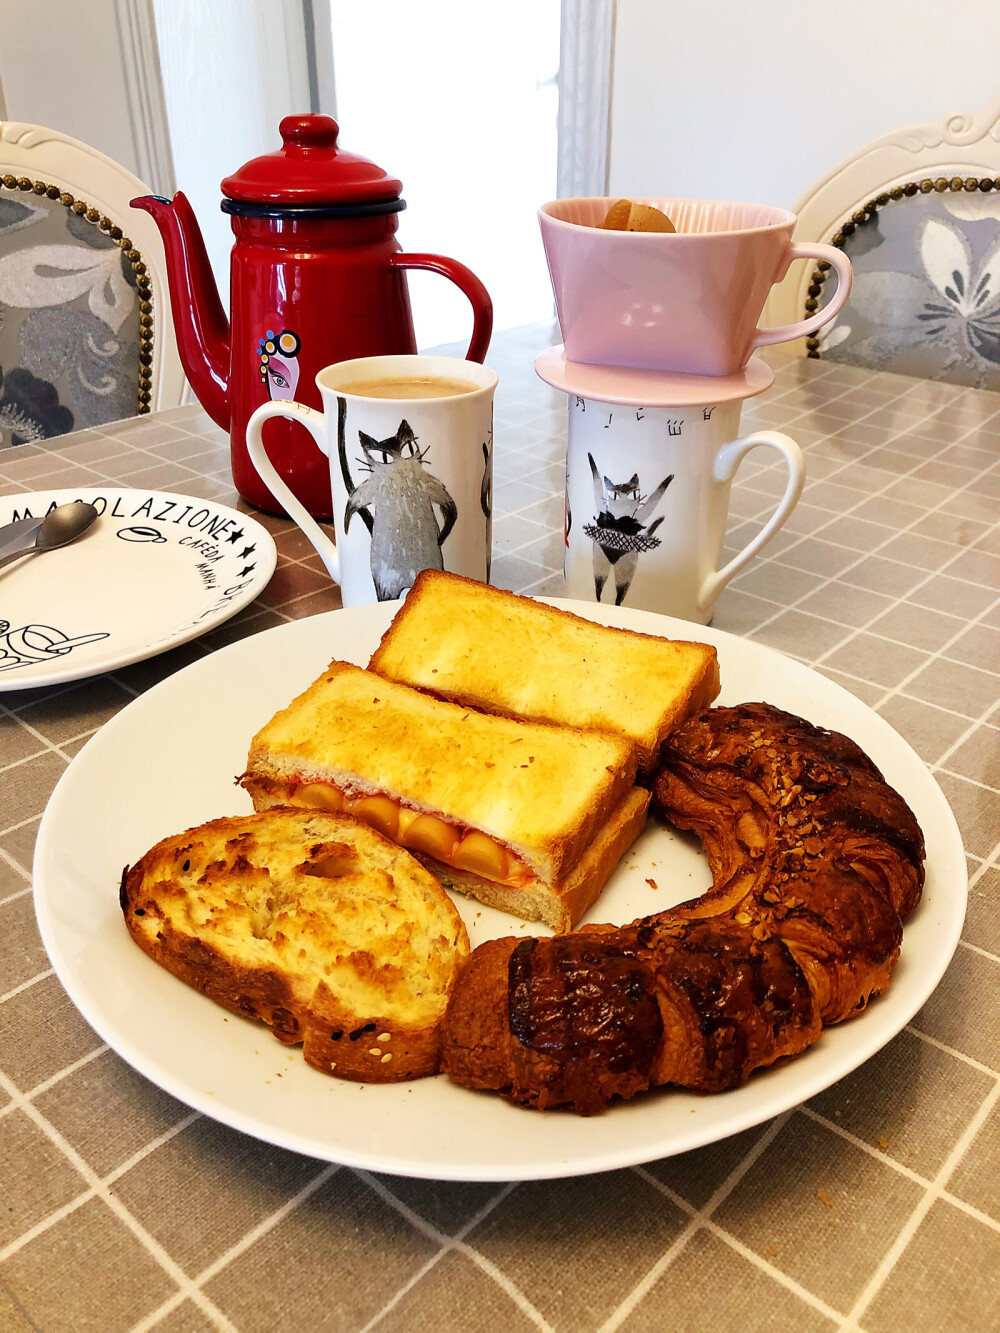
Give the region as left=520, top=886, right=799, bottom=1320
left=538, top=197, right=852, bottom=376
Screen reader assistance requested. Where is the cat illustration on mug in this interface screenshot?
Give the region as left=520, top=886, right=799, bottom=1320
left=582, top=454, right=674, bottom=605
left=339, top=402, right=458, bottom=601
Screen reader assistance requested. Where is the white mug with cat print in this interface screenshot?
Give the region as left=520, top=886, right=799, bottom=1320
left=246, top=354, right=497, bottom=606
left=563, top=396, right=805, bottom=624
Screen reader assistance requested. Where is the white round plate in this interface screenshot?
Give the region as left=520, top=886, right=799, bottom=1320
left=33, top=601, right=966, bottom=1181
left=0, top=488, right=276, bottom=690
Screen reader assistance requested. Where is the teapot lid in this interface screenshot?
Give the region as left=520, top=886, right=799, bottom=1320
left=221, top=115, right=403, bottom=208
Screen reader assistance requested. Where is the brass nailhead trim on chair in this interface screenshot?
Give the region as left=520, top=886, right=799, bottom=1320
left=0, top=174, right=154, bottom=413
left=805, top=173, right=1000, bottom=358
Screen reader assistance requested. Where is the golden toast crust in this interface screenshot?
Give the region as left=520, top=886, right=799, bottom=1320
left=422, top=785, right=650, bottom=931
left=242, top=661, right=640, bottom=883
left=369, top=570, right=721, bottom=769
left=120, top=809, right=470, bottom=1082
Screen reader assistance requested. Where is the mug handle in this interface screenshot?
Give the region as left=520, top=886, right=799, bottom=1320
left=390, top=253, right=494, bottom=362
left=698, top=430, right=805, bottom=612
left=245, top=400, right=340, bottom=584
left=751, top=243, right=853, bottom=351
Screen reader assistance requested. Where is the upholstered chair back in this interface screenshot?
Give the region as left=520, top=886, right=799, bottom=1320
left=762, top=98, right=1000, bottom=390
left=810, top=179, right=1000, bottom=390
left=0, top=122, right=185, bottom=451
left=0, top=184, right=146, bottom=444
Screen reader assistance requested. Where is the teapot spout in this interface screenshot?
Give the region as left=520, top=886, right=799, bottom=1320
left=131, top=192, right=231, bottom=429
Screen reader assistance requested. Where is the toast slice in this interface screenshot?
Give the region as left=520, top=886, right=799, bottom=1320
left=120, top=808, right=470, bottom=1081
left=240, top=660, right=648, bottom=932
left=368, top=570, right=720, bottom=769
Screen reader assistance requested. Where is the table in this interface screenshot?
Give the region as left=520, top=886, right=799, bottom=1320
left=1, top=324, right=998, bottom=1332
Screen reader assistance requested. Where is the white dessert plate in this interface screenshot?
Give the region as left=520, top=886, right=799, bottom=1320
left=0, top=488, right=276, bottom=690
left=33, top=600, right=966, bottom=1181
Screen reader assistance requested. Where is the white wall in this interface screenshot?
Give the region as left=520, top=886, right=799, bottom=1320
left=0, top=0, right=173, bottom=192
left=609, top=0, right=1000, bottom=210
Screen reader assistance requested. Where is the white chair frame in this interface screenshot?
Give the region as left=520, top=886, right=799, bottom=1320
left=0, top=120, right=187, bottom=414
left=763, top=97, right=1000, bottom=353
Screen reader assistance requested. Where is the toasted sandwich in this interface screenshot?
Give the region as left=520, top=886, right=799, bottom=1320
left=240, top=661, right=649, bottom=933
left=368, top=570, right=720, bottom=770
left=120, top=808, right=470, bottom=1081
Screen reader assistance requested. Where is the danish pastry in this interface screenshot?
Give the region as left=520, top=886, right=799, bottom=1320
left=440, top=703, right=925, bottom=1113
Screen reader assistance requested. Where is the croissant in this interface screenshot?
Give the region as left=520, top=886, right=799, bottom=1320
left=440, top=703, right=925, bottom=1114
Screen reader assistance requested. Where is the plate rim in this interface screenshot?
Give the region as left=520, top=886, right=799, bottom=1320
left=32, top=599, right=968, bottom=1180
left=0, top=485, right=278, bottom=691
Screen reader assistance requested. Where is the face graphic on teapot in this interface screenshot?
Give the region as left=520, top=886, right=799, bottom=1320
left=258, top=329, right=302, bottom=401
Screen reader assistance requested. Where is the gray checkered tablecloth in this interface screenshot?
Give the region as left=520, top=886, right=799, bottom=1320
left=1, top=324, right=999, bottom=1332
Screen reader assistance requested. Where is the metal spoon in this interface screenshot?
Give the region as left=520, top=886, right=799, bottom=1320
left=0, top=501, right=100, bottom=570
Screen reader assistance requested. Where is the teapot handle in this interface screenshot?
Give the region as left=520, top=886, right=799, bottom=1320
left=390, top=253, right=493, bottom=362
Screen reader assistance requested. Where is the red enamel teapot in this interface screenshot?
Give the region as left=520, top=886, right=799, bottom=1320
left=133, top=115, right=492, bottom=517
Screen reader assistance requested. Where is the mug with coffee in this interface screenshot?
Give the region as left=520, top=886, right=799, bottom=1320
left=246, top=355, right=497, bottom=606
left=539, top=197, right=853, bottom=376
left=561, top=387, right=805, bottom=624
left=334, top=375, right=479, bottom=399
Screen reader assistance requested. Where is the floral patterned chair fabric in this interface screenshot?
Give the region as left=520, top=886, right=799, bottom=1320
left=816, top=188, right=1000, bottom=389
left=0, top=190, right=143, bottom=444
left=762, top=97, right=1000, bottom=390
left=0, top=121, right=186, bottom=451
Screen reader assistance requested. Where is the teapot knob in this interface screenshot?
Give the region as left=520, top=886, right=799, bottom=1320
left=279, top=114, right=339, bottom=151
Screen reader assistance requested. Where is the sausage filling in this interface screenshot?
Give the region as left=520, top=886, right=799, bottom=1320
left=282, top=780, right=532, bottom=888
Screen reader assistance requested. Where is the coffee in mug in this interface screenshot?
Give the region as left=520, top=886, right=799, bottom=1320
left=335, top=376, right=479, bottom=399
left=246, top=355, right=497, bottom=606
